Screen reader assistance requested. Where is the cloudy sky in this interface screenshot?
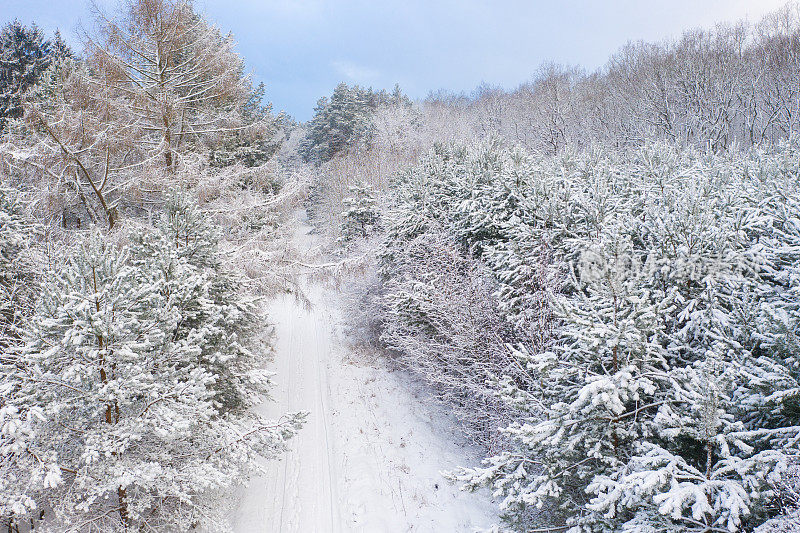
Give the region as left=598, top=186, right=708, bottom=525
left=1, top=0, right=788, bottom=120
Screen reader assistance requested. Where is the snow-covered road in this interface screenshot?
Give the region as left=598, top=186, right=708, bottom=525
left=231, top=216, right=497, bottom=533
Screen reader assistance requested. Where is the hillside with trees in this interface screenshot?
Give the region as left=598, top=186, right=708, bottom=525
left=0, top=1, right=304, bottom=531
left=2, top=1, right=800, bottom=532
left=299, top=4, right=800, bottom=533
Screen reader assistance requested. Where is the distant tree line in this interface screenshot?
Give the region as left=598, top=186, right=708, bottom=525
left=303, top=5, right=800, bottom=236
left=414, top=5, right=800, bottom=154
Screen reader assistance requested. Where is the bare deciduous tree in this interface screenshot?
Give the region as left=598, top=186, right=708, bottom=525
left=2, top=0, right=267, bottom=230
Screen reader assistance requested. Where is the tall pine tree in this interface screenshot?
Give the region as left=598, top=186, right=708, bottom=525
left=0, top=21, right=51, bottom=129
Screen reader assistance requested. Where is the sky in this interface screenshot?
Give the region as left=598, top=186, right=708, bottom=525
left=1, top=0, right=789, bottom=121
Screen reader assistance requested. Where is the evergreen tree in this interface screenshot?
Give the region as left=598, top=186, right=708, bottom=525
left=300, top=82, right=408, bottom=164
left=209, top=82, right=283, bottom=168
left=0, top=223, right=302, bottom=530
left=340, top=183, right=380, bottom=240
left=0, top=187, right=37, bottom=350
left=0, top=187, right=39, bottom=531
left=129, top=191, right=271, bottom=413
left=381, top=140, right=800, bottom=532
left=49, top=30, right=73, bottom=61
left=0, top=21, right=51, bottom=129
left=300, top=95, right=332, bottom=163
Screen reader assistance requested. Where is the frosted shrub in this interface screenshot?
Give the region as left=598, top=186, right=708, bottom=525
left=380, top=228, right=517, bottom=442
left=379, top=140, right=551, bottom=443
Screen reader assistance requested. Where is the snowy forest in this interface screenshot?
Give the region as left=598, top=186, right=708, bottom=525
left=1, top=0, right=800, bottom=532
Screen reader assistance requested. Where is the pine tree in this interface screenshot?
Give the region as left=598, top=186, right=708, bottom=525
left=129, top=191, right=271, bottom=414
left=0, top=228, right=302, bottom=530
left=0, top=187, right=37, bottom=350
left=340, top=183, right=379, bottom=240
left=0, top=21, right=51, bottom=129
left=380, top=141, right=800, bottom=532
left=0, top=186, right=40, bottom=532
left=5, top=235, right=194, bottom=528
left=209, top=82, right=282, bottom=168
left=300, top=82, right=404, bottom=164
left=300, top=95, right=331, bottom=163
left=49, top=30, right=73, bottom=61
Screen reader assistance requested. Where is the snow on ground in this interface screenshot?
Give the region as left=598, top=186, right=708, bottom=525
left=231, top=213, right=498, bottom=532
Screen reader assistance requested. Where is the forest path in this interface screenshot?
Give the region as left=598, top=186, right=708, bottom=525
left=232, top=211, right=497, bottom=533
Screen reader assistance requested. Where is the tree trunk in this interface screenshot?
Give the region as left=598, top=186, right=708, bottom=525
left=92, top=266, right=129, bottom=526
left=118, top=486, right=130, bottom=529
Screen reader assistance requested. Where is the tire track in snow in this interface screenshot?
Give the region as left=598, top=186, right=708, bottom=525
left=232, top=213, right=498, bottom=532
